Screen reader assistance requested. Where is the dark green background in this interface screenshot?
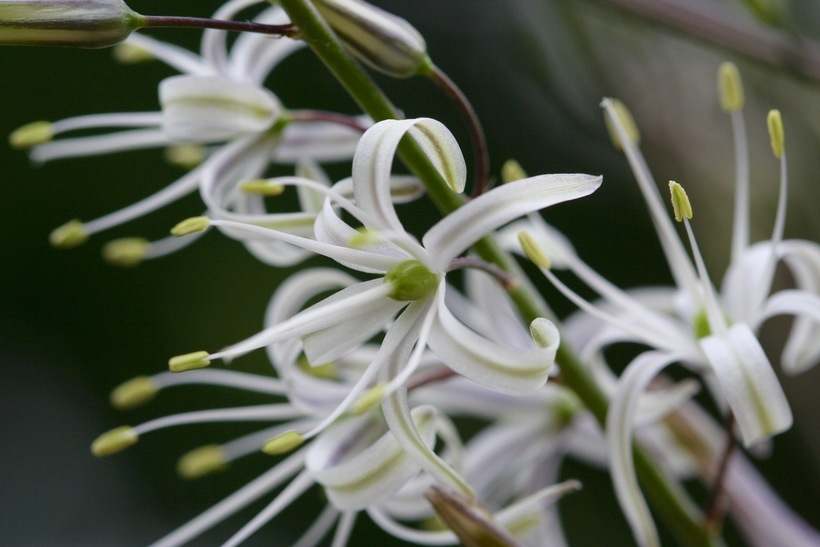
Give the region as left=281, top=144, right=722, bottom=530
left=1, top=0, right=818, bottom=544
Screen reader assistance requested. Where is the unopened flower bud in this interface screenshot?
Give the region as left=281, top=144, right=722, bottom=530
left=0, top=0, right=144, bottom=48
left=313, top=0, right=431, bottom=78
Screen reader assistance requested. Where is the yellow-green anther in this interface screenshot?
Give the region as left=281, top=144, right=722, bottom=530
left=164, top=144, right=206, bottom=170
left=767, top=109, right=784, bottom=159
left=9, top=120, right=52, bottom=149
left=110, top=375, right=158, bottom=410
left=668, top=181, right=693, bottom=222
left=384, top=260, right=439, bottom=301
left=262, top=430, right=304, bottom=455
left=693, top=309, right=711, bottom=339
left=739, top=0, right=791, bottom=27
left=177, top=445, right=228, bottom=479
left=239, top=179, right=286, bottom=196
left=91, top=425, right=138, bottom=456
left=604, top=98, right=640, bottom=150
left=0, top=0, right=145, bottom=48
left=718, top=62, right=744, bottom=112
left=112, top=41, right=154, bottom=63
left=297, top=354, right=337, bottom=379
left=313, top=0, right=432, bottom=78
left=501, top=159, right=527, bottom=184
left=50, top=219, right=88, bottom=248
left=350, top=383, right=386, bottom=415
left=170, top=216, right=209, bottom=237
left=517, top=231, right=550, bottom=269
left=102, top=237, right=149, bottom=267
left=168, top=351, right=211, bottom=373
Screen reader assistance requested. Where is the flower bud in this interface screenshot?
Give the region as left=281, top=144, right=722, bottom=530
left=313, top=0, right=431, bottom=78
left=0, top=0, right=144, bottom=48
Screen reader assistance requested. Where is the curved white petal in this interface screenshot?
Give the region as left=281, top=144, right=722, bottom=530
left=199, top=0, right=264, bottom=77
left=273, top=119, right=364, bottom=163
left=352, top=118, right=466, bottom=232
left=699, top=323, right=793, bottom=447
left=423, top=173, right=602, bottom=270
left=427, top=295, right=556, bottom=394
left=160, top=75, right=281, bottom=142
left=760, top=289, right=820, bottom=374
left=125, top=33, right=211, bottom=76
left=306, top=407, right=438, bottom=511
left=607, top=351, right=683, bottom=547
left=31, top=128, right=168, bottom=163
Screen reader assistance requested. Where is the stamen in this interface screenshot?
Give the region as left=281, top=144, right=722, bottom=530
left=239, top=179, right=286, bottom=196
left=91, top=425, right=138, bottom=456
left=718, top=62, right=744, bottom=112
left=110, top=376, right=158, bottom=410
left=603, top=98, right=640, bottom=150
left=102, top=237, right=149, bottom=267
left=49, top=220, right=88, bottom=249
left=517, top=231, right=551, bottom=269
left=668, top=181, right=693, bottom=222
left=349, top=383, right=387, bottom=415
left=767, top=109, right=785, bottom=159
left=164, top=144, right=206, bottom=169
left=9, top=121, right=52, bottom=149
left=112, top=42, right=156, bottom=64
left=177, top=445, right=229, bottom=479
left=501, top=159, right=527, bottom=183
left=171, top=216, right=211, bottom=237
left=262, top=430, right=305, bottom=455
left=168, top=351, right=211, bottom=373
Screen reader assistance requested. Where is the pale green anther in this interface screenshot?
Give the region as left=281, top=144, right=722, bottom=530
left=350, top=383, right=386, bottom=415
left=170, top=216, right=209, bottom=237
left=262, top=430, right=304, bottom=455
left=501, top=159, right=527, bottom=184
left=718, top=62, right=744, bottom=112
left=91, top=425, right=138, bottom=456
left=0, top=0, right=145, bottom=48
left=239, top=179, right=286, bottom=196
left=313, top=0, right=432, bottom=78
left=297, top=354, right=337, bottom=379
left=384, top=260, right=439, bottom=301
left=668, top=181, right=693, bottom=222
left=604, top=98, right=640, bottom=150
left=112, top=41, right=154, bottom=63
left=168, top=350, right=211, bottom=373
left=517, top=231, right=550, bottom=269
left=50, top=219, right=88, bottom=248
left=164, top=144, right=206, bottom=170
left=110, top=375, right=157, bottom=410
left=177, top=445, right=228, bottom=479
left=767, top=109, right=785, bottom=159
left=9, top=120, right=52, bottom=149
left=102, top=237, right=149, bottom=267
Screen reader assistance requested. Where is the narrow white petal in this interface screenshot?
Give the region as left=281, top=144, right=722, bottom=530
left=125, top=33, right=211, bottom=75
left=273, top=119, right=363, bottom=163
left=607, top=351, right=683, bottom=547
left=199, top=0, right=263, bottom=77
left=424, top=173, right=602, bottom=270
left=160, top=75, right=280, bottom=142
left=699, top=323, right=793, bottom=446
left=50, top=111, right=163, bottom=134
left=305, top=406, right=437, bottom=511
left=31, top=128, right=168, bottom=163
left=761, top=289, right=820, bottom=374
left=427, top=296, right=556, bottom=394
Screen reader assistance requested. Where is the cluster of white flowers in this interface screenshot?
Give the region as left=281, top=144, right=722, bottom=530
left=6, top=0, right=820, bottom=545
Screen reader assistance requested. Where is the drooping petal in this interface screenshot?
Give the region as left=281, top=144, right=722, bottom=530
left=352, top=118, right=466, bottom=232
left=427, top=293, right=557, bottom=394
left=305, top=407, right=438, bottom=511
left=159, top=75, right=281, bottom=142
left=699, top=323, right=793, bottom=446
left=760, top=289, right=820, bottom=374
left=607, top=351, right=685, bottom=547
left=423, top=173, right=602, bottom=270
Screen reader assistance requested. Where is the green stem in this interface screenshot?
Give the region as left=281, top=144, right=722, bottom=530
left=277, top=1, right=715, bottom=545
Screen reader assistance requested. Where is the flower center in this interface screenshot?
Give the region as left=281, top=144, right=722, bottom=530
left=384, top=260, right=439, bottom=301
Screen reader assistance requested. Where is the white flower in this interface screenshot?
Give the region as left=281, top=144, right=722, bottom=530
left=172, top=116, right=600, bottom=498
left=12, top=0, right=365, bottom=265
left=518, top=65, right=819, bottom=546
